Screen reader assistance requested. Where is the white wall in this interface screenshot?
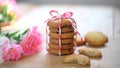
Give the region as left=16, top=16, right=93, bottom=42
left=18, top=0, right=120, bottom=6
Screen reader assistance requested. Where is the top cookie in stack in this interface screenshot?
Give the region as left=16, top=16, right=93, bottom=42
left=47, top=18, right=76, bottom=55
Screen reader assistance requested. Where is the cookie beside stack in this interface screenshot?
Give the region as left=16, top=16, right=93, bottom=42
left=47, top=18, right=76, bottom=55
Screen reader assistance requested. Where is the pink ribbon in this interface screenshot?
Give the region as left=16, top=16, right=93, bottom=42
left=45, top=10, right=73, bottom=24
left=50, top=10, right=73, bottom=18
left=45, top=10, right=83, bottom=55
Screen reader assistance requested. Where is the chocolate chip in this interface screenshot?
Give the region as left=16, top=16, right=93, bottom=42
left=57, top=28, right=59, bottom=30
left=68, top=49, right=72, bottom=52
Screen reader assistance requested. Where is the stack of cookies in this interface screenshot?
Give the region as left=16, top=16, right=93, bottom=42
left=47, top=18, right=76, bottom=55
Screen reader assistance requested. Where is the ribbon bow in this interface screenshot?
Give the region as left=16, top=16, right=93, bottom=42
left=45, top=10, right=75, bottom=26
left=50, top=10, right=73, bottom=19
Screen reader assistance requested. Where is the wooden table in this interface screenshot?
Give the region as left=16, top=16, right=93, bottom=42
left=0, top=38, right=120, bottom=68
left=0, top=4, right=120, bottom=68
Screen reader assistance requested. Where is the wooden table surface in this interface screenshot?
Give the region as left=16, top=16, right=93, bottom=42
left=0, top=4, right=120, bottom=68
left=0, top=38, right=120, bottom=68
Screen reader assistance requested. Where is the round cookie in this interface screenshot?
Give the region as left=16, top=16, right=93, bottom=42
left=48, top=48, right=74, bottom=55
left=85, top=31, right=108, bottom=47
left=49, top=38, right=74, bottom=44
left=49, top=26, right=74, bottom=33
left=49, top=31, right=76, bottom=39
left=48, top=43, right=74, bottom=50
left=48, top=18, right=75, bottom=28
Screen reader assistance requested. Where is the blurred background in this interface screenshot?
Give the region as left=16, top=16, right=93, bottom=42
left=0, top=0, right=120, bottom=67
left=1, top=0, right=120, bottom=39
left=17, top=0, right=120, bottom=6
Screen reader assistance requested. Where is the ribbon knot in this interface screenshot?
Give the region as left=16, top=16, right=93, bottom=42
left=50, top=10, right=73, bottom=19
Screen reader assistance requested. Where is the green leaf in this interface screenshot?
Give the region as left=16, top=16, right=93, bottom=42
left=0, top=15, right=14, bottom=22
left=5, top=33, right=11, bottom=39
left=9, top=30, right=19, bottom=37
left=13, top=34, right=22, bottom=42
left=2, top=29, right=28, bottom=43
left=4, top=30, right=19, bottom=40
left=1, top=17, right=10, bottom=22
left=1, top=5, right=7, bottom=16
left=22, top=29, right=28, bottom=35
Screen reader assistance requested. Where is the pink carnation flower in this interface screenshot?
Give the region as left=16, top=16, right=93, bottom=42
left=2, top=41, right=22, bottom=61
left=20, top=26, right=42, bottom=56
